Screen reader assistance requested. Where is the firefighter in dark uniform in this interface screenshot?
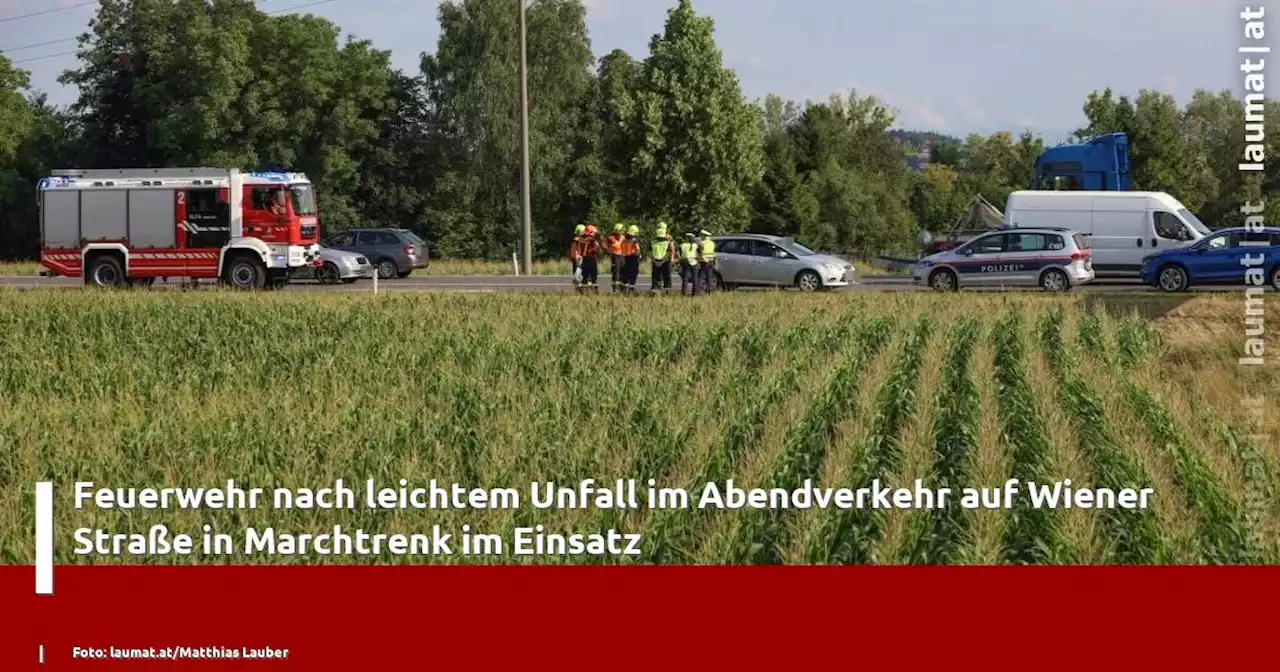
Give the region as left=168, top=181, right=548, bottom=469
left=572, top=225, right=602, bottom=293
left=620, top=225, right=642, bottom=294
left=606, top=223, right=626, bottom=292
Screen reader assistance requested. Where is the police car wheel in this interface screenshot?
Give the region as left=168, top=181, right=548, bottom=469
left=1039, top=269, right=1069, bottom=292
left=1157, top=265, right=1188, bottom=292
left=928, top=269, right=957, bottom=292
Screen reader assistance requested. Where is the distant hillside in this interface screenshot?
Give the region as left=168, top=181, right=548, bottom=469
left=887, top=130, right=963, bottom=151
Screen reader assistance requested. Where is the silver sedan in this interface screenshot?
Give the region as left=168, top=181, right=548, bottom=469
left=293, top=247, right=374, bottom=284
left=710, top=234, right=854, bottom=291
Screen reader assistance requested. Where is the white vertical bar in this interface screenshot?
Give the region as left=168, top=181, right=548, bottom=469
left=40, top=644, right=45, bottom=664
left=35, top=481, right=53, bottom=595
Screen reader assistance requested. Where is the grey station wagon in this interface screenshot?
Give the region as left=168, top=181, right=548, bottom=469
left=323, top=228, right=429, bottom=279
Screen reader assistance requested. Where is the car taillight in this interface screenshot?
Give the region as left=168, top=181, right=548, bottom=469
left=404, top=244, right=415, bottom=256
left=1071, top=250, right=1090, bottom=260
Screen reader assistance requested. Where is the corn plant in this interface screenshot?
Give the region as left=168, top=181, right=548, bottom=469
left=1075, top=305, right=1110, bottom=365
left=802, top=315, right=931, bottom=564
left=1036, top=307, right=1168, bottom=564
left=1123, top=385, right=1260, bottom=564
left=904, top=317, right=980, bottom=565
left=993, top=308, right=1073, bottom=564
left=1114, top=311, right=1162, bottom=369
left=713, top=315, right=894, bottom=564
left=642, top=316, right=883, bottom=564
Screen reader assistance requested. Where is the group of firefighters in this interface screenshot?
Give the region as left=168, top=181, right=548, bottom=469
left=568, top=222, right=718, bottom=295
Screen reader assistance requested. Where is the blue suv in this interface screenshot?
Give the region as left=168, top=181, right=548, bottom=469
left=1141, top=227, right=1280, bottom=292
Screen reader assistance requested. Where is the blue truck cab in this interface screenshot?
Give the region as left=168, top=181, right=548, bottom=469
left=1033, top=132, right=1131, bottom=191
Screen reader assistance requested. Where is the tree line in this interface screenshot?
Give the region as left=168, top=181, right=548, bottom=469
left=2, top=0, right=1278, bottom=262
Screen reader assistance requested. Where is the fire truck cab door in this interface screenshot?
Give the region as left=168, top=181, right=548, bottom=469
left=182, top=187, right=230, bottom=250
left=244, top=185, right=289, bottom=240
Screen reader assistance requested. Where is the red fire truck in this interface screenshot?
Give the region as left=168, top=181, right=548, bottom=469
left=37, top=167, right=322, bottom=288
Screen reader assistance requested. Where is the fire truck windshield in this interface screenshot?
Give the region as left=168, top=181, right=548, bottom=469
left=290, top=184, right=317, bottom=215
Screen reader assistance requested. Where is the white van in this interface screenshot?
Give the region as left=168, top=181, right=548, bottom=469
left=1002, top=191, right=1210, bottom=276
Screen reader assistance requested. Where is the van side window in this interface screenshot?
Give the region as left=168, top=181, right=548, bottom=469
left=1153, top=212, right=1189, bottom=241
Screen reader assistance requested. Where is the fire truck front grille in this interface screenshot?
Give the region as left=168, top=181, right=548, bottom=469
left=300, top=225, right=317, bottom=240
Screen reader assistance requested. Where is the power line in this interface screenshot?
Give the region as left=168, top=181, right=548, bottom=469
left=0, top=1, right=97, bottom=24
left=2, top=37, right=76, bottom=54
left=1, top=1, right=280, bottom=53
left=8, top=0, right=338, bottom=65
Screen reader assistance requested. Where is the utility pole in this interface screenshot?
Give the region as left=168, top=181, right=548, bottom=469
left=518, top=0, right=533, bottom=275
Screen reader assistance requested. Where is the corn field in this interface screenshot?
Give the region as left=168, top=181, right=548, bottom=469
left=0, top=290, right=1276, bottom=565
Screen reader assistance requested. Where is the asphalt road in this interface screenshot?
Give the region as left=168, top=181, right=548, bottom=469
left=0, top=273, right=1232, bottom=293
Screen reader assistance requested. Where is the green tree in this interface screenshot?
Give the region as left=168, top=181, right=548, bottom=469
left=60, top=0, right=393, bottom=229
left=422, top=0, right=598, bottom=259
left=619, top=0, right=763, bottom=233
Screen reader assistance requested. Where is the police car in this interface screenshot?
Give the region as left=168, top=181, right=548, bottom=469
left=914, top=227, right=1095, bottom=292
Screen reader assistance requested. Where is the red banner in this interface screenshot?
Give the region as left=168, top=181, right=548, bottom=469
left=2, top=566, right=1275, bottom=669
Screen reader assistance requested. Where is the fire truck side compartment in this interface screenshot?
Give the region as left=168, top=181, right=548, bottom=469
left=41, top=190, right=80, bottom=249
left=81, top=190, right=128, bottom=241
left=128, top=188, right=177, bottom=248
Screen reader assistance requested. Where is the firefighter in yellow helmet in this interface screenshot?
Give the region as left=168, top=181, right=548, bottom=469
left=571, top=225, right=603, bottom=293
left=696, top=228, right=716, bottom=294
left=620, top=224, right=642, bottom=294
left=650, top=221, right=676, bottom=294
left=606, top=223, right=626, bottom=292
left=569, top=224, right=586, bottom=283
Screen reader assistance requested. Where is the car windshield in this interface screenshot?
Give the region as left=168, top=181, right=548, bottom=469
left=1179, top=208, right=1211, bottom=236
left=290, top=184, right=317, bottom=215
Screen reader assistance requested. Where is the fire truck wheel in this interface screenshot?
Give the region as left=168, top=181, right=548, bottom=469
left=86, top=255, right=125, bottom=288
left=225, top=256, right=266, bottom=290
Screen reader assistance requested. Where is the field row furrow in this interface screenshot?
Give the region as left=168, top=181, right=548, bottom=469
left=713, top=315, right=896, bottom=564
left=1037, top=307, right=1167, bottom=564
left=640, top=315, right=865, bottom=564
left=994, top=307, right=1074, bottom=564
left=906, top=317, right=981, bottom=564
left=802, top=315, right=932, bottom=565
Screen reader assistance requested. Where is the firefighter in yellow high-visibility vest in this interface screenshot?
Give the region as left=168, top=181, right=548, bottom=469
left=696, top=228, right=716, bottom=294
left=649, top=221, right=676, bottom=294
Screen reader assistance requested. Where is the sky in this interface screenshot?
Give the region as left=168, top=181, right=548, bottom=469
left=0, top=0, right=1264, bottom=143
